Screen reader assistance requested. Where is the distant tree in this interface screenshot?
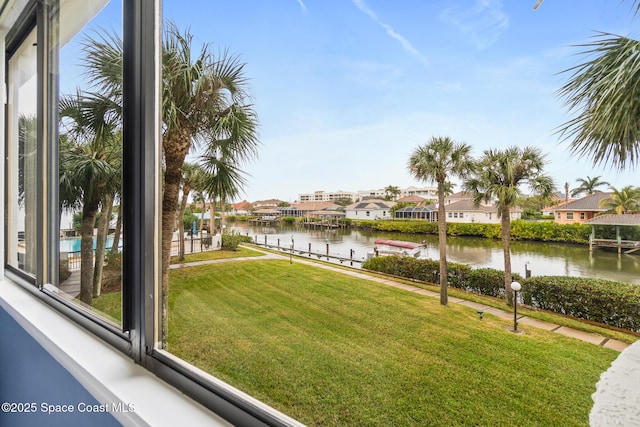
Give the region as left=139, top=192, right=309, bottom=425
left=570, top=175, right=610, bottom=197
left=199, top=151, right=249, bottom=232
left=464, top=146, right=555, bottom=306
left=182, top=208, right=199, bottom=232
left=390, top=201, right=414, bottom=217
left=277, top=201, right=291, bottom=207
left=598, top=186, right=640, bottom=214
left=384, top=185, right=401, bottom=201
left=408, top=136, right=474, bottom=306
left=334, top=198, right=354, bottom=206
left=518, top=194, right=555, bottom=219
left=177, top=163, right=202, bottom=260
left=442, top=181, right=455, bottom=197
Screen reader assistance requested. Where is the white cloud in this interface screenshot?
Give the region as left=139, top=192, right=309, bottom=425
left=351, top=0, right=429, bottom=66
left=440, top=0, right=509, bottom=50
left=296, top=0, right=307, bottom=11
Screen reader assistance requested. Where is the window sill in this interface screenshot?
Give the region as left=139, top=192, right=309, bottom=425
left=0, top=277, right=232, bottom=427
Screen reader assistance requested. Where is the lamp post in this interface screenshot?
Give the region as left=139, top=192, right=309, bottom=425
left=290, top=236, right=294, bottom=264
left=511, top=281, right=522, bottom=333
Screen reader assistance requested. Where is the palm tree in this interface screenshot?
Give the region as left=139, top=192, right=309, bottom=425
left=161, top=24, right=258, bottom=341
left=59, top=92, right=121, bottom=305
left=384, top=185, right=401, bottom=201
left=557, top=31, right=640, bottom=170
left=408, top=136, right=474, bottom=305
left=198, top=149, right=249, bottom=233
left=82, top=24, right=259, bottom=341
left=464, top=146, right=555, bottom=306
left=570, top=175, right=610, bottom=197
left=598, top=186, right=640, bottom=214
left=177, top=162, right=200, bottom=260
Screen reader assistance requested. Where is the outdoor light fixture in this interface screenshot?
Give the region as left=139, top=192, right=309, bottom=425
left=477, top=309, right=484, bottom=320
left=290, top=236, right=294, bottom=264
left=511, top=281, right=522, bottom=333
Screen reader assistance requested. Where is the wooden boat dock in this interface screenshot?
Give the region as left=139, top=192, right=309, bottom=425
left=586, top=214, right=640, bottom=254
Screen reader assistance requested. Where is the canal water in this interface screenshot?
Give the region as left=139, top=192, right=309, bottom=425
left=228, top=223, right=640, bottom=285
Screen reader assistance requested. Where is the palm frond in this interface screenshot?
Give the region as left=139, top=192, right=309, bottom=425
left=556, top=32, right=640, bottom=170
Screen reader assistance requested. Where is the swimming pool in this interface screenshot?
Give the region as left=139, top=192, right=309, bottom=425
left=60, top=237, right=115, bottom=253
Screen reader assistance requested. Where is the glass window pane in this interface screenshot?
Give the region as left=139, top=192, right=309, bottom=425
left=57, top=0, right=122, bottom=325
left=7, top=28, right=38, bottom=276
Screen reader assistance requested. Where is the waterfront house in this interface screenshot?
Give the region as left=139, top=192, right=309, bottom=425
left=444, top=191, right=474, bottom=205
left=397, top=194, right=427, bottom=204
left=395, top=205, right=437, bottom=220
left=345, top=199, right=396, bottom=220
left=277, top=201, right=340, bottom=218
left=443, top=200, right=521, bottom=224
left=552, top=192, right=612, bottom=224
left=394, top=195, right=520, bottom=224
left=230, top=200, right=254, bottom=216
left=253, top=199, right=285, bottom=209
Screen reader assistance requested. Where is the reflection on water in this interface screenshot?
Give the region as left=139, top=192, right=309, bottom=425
left=230, top=223, right=640, bottom=284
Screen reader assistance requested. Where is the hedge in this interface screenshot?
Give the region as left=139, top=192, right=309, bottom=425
left=357, top=219, right=592, bottom=244
left=362, top=256, right=514, bottom=295
left=521, top=276, right=640, bottom=332
left=362, top=255, right=640, bottom=332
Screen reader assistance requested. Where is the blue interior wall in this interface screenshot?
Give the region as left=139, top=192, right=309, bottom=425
left=0, top=307, right=120, bottom=427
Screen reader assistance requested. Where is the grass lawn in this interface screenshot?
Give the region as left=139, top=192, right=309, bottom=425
left=167, top=259, right=619, bottom=426
left=169, top=246, right=265, bottom=264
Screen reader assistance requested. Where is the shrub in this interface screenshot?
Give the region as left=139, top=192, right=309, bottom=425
left=104, top=251, right=122, bottom=272
left=281, top=216, right=296, bottom=225
left=358, top=219, right=592, bottom=244
left=521, top=276, right=640, bottom=332
left=362, top=256, right=471, bottom=289
left=467, top=268, right=506, bottom=297
left=221, top=231, right=246, bottom=250
left=363, top=253, right=640, bottom=331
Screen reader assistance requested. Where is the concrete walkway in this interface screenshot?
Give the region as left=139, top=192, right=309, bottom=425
left=59, top=269, right=80, bottom=298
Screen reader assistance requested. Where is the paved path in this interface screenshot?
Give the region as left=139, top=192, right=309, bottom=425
left=171, top=247, right=633, bottom=352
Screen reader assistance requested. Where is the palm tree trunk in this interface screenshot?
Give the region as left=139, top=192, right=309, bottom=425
left=93, top=193, right=114, bottom=297
left=79, top=201, right=99, bottom=305
left=437, top=183, right=448, bottom=305
left=501, top=206, right=513, bottom=306
left=110, top=205, right=122, bottom=253
left=209, top=199, right=216, bottom=234
left=198, top=201, right=205, bottom=235
left=177, top=184, right=191, bottom=260
left=220, top=196, right=226, bottom=230
left=161, top=131, right=192, bottom=345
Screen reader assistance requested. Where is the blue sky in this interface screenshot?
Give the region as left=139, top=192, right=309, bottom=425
left=67, top=0, right=640, bottom=202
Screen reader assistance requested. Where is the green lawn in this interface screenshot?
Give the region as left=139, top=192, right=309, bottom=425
left=169, top=246, right=265, bottom=264
left=166, top=259, right=619, bottom=426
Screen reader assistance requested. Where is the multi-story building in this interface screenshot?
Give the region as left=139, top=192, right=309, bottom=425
left=300, top=186, right=437, bottom=202
left=358, top=185, right=437, bottom=201
left=298, top=190, right=359, bottom=203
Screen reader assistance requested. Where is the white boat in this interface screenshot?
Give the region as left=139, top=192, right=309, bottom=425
left=367, top=239, right=428, bottom=259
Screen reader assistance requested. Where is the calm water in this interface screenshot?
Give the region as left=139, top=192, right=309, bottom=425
left=229, top=223, right=640, bottom=284
left=60, top=236, right=115, bottom=253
